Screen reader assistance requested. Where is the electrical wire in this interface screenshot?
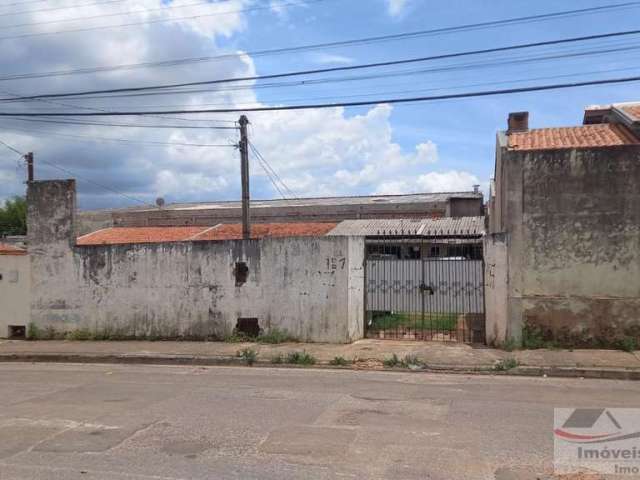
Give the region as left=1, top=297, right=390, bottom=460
left=1, top=74, right=639, bottom=117
left=6, top=117, right=238, bottom=129
left=0, top=138, right=25, bottom=157
left=251, top=147, right=287, bottom=199
left=8, top=38, right=638, bottom=103
left=0, top=129, right=153, bottom=207
left=249, top=140, right=297, bottom=199
left=0, top=17, right=640, bottom=85
left=80, top=64, right=640, bottom=111
left=2, top=0, right=236, bottom=30
left=37, top=158, right=151, bottom=206
left=1, top=124, right=237, bottom=147
left=0, top=0, right=324, bottom=41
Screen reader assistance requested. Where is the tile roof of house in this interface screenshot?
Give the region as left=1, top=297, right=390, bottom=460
left=76, top=226, right=209, bottom=246
left=0, top=242, right=27, bottom=255
left=192, top=223, right=337, bottom=241
left=327, top=217, right=485, bottom=237
left=620, top=104, right=640, bottom=121
left=76, top=223, right=337, bottom=245
left=507, top=124, right=639, bottom=151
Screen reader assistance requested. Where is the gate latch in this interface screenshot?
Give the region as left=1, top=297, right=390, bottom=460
left=419, top=283, right=434, bottom=295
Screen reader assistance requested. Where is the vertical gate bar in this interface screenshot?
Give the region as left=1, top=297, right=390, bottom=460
left=419, top=237, right=427, bottom=342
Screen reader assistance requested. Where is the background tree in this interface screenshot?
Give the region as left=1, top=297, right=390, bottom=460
left=0, top=196, right=27, bottom=236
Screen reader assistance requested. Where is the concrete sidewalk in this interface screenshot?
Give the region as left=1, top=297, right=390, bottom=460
left=0, top=339, right=639, bottom=380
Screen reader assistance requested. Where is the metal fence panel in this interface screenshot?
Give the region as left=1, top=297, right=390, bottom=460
left=364, top=238, right=485, bottom=343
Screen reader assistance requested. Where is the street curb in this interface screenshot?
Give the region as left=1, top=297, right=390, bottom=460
left=0, top=353, right=639, bottom=380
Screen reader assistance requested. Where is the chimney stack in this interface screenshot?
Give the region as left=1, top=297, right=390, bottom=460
left=507, top=111, right=529, bottom=133
left=473, top=184, right=480, bottom=194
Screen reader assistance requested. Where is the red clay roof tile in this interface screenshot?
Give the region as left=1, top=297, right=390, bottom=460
left=76, top=223, right=337, bottom=245
left=192, top=223, right=337, bottom=241
left=508, top=123, right=639, bottom=151
left=0, top=242, right=27, bottom=255
left=77, top=226, right=208, bottom=246
left=621, top=104, right=640, bottom=121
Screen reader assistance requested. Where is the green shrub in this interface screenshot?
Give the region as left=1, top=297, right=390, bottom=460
left=258, top=328, right=297, bottom=344
left=400, top=354, right=423, bottom=368
left=615, top=336, right=637, bottom=353
left=494, top=357, right=519, bottom=371
left=501, top=337, right=519, bottom=352
left=285, top=351, right=315, bottom=365
left=237, top=348, right=257, bottom=366
left=329, top=356, right=350, bottom=366
left=383, top=353, right=400, bottom=367
left=224, top=330, right=254, bottom=343
left=522, top=323, right=546, bottom=349
left=65, top=328, right=95, bottom=341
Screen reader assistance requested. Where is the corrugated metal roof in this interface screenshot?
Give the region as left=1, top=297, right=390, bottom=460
left=0, top=242, right=27, bottom=255
left=119, top=191, right=482, bottom=213
left=327, top=217, right=485, bottom=237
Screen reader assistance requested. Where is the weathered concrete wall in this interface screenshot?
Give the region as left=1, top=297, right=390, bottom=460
left=490, top=145, right=640, bottom=345
left=28, top=180, right=365, bottom=343
left=483, top=233, right=508, bottom=345
left=0, top=254, right=30, bottom=337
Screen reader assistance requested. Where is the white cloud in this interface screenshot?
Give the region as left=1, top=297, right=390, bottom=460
left=311, top=53, right=354, bottom=65
left=374, top=171, right=480, bottom=195
left=385, top=0, right=409, bottom=17
left=0, top=0, right=482, bottom=210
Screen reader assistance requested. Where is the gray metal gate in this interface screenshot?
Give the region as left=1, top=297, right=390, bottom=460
left=365, top=237, right=485, bottom=343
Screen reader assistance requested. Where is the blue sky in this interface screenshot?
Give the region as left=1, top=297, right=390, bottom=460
left=1, top=0, right=639, bottom=209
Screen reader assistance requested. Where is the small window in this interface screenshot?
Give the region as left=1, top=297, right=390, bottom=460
left=8, top=270, right=18, bottom=283
left=234, top=262, right=249, bottom=286
left=8, top=325, right=26, bottom=339
left=236, top=318, right=260, bottom=337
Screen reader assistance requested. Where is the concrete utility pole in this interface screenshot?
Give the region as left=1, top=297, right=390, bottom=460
left=238, top=115, right=251, bottom=240
left=25, top=152, right=34, bottom=182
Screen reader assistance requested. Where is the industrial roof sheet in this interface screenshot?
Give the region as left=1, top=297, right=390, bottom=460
left=327, top=217, right=485, bottom=237
left=119, top=191, right=482, bottom=213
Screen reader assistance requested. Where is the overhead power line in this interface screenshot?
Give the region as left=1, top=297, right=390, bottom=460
left=14, top=42, right=638, bottom=104
left=0, top=138, right=25, bottom=157
left=1, top=3, right=639, bottom=83
left=0, top=132, right=150, bottom=207
left=1, top=124, right=237, bottom=147
left=249, top=140, right=297, bottom=199
left=0, top=0, right=127, bottom=17
left=1, top=75, right=639, bottom=116
left=0, top=30, right=640, bottom=102
left=3, top=0, right=235, bottom=30
left=0, top=0, right=324, bottom=41
left=38, top=158, right=151, bottom=206
left=7, top=117, right=238, bottom=129
left=4, top=29, right=639, bottom=102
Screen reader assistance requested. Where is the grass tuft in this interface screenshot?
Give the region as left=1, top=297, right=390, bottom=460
left=285, top=351, right=316, bottom=365
left=494, top=357, right=519, bottom=371
left=237, top=347, right=257, bottom=366
left=329, top=356, right=350, bottom=366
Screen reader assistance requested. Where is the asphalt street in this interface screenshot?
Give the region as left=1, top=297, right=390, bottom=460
left=0, top=363, right=638, bottom=479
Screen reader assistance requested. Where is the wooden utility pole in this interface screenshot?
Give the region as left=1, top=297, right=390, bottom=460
left=238, top=115, right=251, bottom=240
left=25, top=152, right=34, bottom=182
